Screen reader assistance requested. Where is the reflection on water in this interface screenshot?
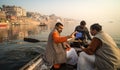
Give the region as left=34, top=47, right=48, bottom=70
left=0, top=24, right=48, bottom=43
left=0, top=24, right=49, bottom=70
left=0, top=22, right=120, bottom=47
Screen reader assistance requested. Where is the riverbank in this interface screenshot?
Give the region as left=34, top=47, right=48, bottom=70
left=10, top=17, right=40, bottom=25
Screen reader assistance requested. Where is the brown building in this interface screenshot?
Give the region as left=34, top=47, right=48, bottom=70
left=0, top=11, right=6, bottom=22
left=2, top=5, right=26, bottom=17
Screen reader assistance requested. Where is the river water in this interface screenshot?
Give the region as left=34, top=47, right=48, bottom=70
left=0, top=22, right=120, bottom=70
left=0, top=24, right=49, bottom=70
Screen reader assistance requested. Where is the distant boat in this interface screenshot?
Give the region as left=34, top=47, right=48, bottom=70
left=39, top=23, right=47, bottom=26
left=11, top=22, right=20, bottom=25
left=0, top=22, right=8, bottom=27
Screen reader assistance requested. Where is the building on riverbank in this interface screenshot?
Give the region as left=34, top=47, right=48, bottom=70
left=0, top=5, right=26, bottom=24
left=1, top=5, right=26, bottom=17
left=0, top=11, right=6, bottom=22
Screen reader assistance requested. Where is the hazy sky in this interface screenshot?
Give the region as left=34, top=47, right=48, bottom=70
left=0, top=0, right=120, bottom=19
left=0, top=0, right=120, bottom=35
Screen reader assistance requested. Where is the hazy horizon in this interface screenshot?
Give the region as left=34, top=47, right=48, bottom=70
left=0, top=0, right=120, bottom=35
left=0, top=0, right=120, bottom=19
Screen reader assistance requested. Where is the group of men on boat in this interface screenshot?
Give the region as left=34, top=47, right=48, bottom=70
left=42, top=20, right=120, bottom=70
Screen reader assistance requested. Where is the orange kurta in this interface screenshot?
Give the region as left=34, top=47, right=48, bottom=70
left=52, top=31, right=67, bottom=43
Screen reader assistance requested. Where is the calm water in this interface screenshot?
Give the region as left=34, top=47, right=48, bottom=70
left=0, top=22, right=120, bottom=70
left=0, top=22, right=120, bottom=46
left=0, top=24, right=49, bottom=70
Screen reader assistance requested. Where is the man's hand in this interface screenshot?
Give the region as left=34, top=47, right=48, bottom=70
left=64, top=42, right=71, bottom=51
left=80, top=46, right=85, bottom=51
left=69, top=31, right=78, bottom=38
left=64, top=42, right=71, bottom=48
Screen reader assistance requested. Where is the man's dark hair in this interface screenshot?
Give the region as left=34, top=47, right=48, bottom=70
left=90, top=23, right=102, bottom=32
left=80, top=20, right=86, bottom=25
left=55, top=22, right=63, bottom=27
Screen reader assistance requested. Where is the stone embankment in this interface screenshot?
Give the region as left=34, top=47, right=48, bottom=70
left=11, top=17, right=40, bottom=25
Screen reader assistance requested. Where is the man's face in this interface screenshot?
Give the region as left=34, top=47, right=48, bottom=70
left=57, top=25, right=64, bottom=33
left=80, top=25, right=85, bottom=28
left=90, top=29, right=97, bottom=36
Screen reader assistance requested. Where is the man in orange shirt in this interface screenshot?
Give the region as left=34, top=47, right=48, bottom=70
left=44, top=22, right=78, bottom=69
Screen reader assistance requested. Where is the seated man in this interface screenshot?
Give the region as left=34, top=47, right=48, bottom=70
left=73, top=20, right=92, bottom=48
left=77, top=23, right=120, bottom=70
left=74, top=20, right=91, bottom=41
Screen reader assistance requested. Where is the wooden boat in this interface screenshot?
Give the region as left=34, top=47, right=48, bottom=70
left=20, top=54, right=77, bottom=70
left=21, top=38, right=120, bottom=70
left=39, top=23, right=47, bottom=26
left=24, top=38, right=40, bottom=43
left=20, top=54, right=45, bottom=70
left=21, top=38, right=79, bottom=70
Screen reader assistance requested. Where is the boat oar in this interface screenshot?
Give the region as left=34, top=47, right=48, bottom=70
left=24, top=37, right=47, bottom=43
